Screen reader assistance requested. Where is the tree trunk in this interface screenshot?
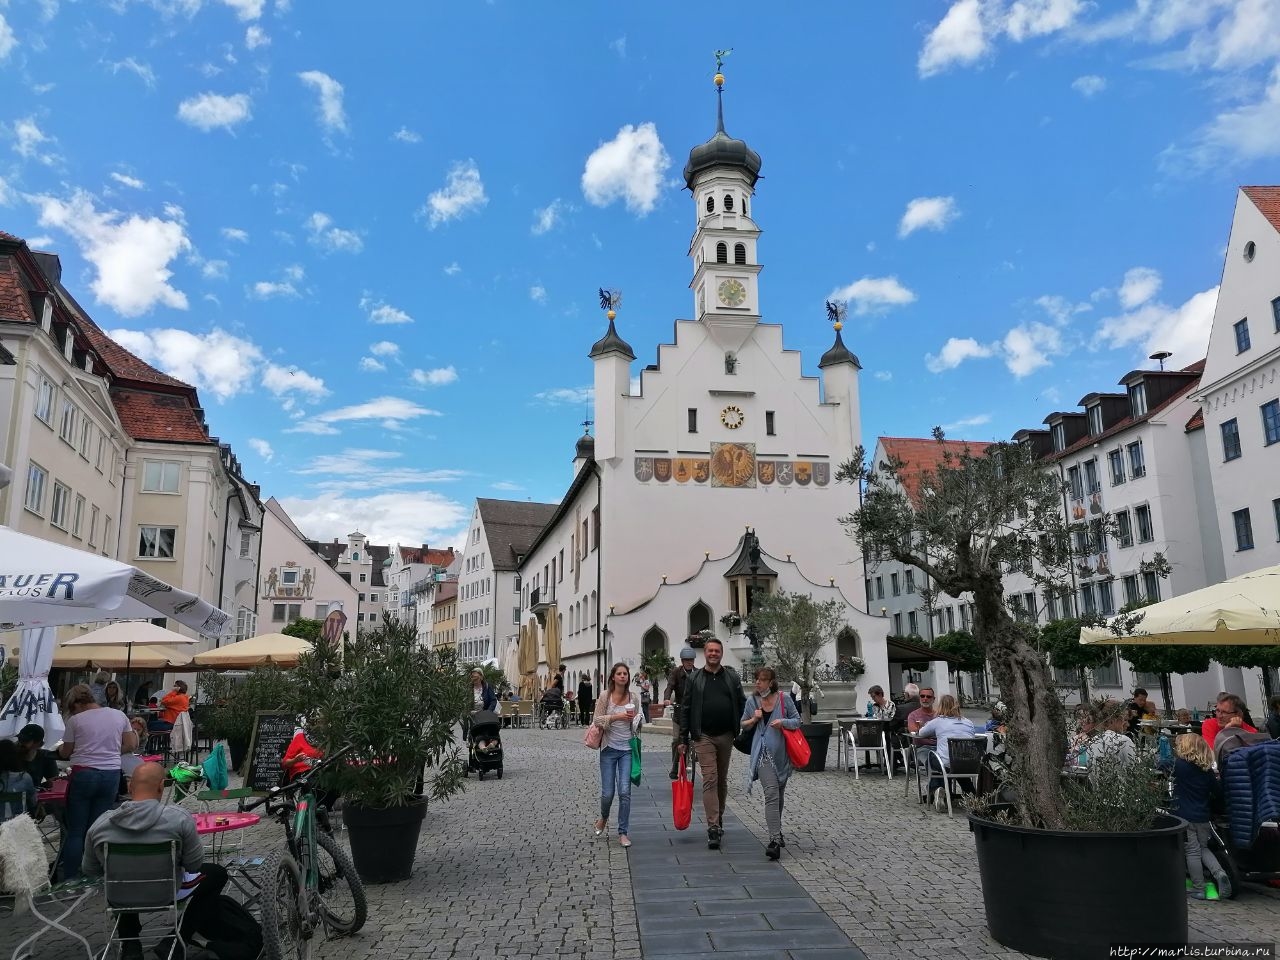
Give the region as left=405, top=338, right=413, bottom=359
left=1159, top=673, right=1175, bottom=716
left=1077, top=668, right=1089, bottom=707
left=975, top=587, right=1067, bottom=829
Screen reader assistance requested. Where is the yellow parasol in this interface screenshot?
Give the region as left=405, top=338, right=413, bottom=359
left=5, top=642, right=196, bottom=670
left=192, top=633, right=313, bottom=669
left=544, top=606, right=561, bottom=679
left=518, top=619, right=538, bottom=676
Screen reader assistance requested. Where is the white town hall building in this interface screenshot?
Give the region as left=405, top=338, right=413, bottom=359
left=515, top=76, right=890, bottom=694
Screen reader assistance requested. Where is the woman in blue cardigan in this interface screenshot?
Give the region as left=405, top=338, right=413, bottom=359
left=740, top=666, right=802, bottom=860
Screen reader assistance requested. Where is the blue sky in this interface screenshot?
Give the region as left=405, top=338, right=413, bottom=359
left=2, top=1, right=1278, bottom=548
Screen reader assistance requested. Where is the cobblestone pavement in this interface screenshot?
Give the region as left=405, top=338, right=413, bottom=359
left=3, top=729, right=1277, bottom=959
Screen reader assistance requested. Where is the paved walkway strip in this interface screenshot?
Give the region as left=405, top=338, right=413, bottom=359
left=626, top=751, right=867, bottom=960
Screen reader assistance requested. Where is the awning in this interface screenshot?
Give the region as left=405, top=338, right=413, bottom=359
left=886, top=635, right=964, bottom=664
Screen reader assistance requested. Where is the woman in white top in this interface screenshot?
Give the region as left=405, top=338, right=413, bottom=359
left=591, top=661, right=642, bottom=848
left=57, top=683, right=137, bottom=878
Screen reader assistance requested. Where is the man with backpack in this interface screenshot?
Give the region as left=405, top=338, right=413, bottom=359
left=664, top=647, right=698, bottom=780
left=678, top=639, right=745, bottom=849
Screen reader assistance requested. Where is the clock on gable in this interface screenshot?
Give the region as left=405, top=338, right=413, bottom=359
left=717, top=278, right=747, bottom=308
left=720, top=404, right=745, bottom=429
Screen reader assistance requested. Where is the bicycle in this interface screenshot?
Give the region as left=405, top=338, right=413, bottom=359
left=244, top=744, right=368, bottom=960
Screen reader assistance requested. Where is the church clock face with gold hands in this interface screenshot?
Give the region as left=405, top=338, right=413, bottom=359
left=720, top=405, right=745, bottom=430
left=717, top=278, right=747, bottom=307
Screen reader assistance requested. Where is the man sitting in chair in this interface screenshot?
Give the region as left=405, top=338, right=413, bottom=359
left=82, top=762, right=226, bottom=960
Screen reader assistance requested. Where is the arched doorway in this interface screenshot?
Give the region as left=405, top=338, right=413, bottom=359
left=642, top=625, right=668, bottom=658
left=688, top=601, right=712, bottom=637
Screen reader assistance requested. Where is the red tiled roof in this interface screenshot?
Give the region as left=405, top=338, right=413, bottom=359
left=0, top=256, right=37, bottom=324
left=877, top=437, right=987, bottom=503
left=1243, top=186, right=1280, bottom=233
left=1185, top=409, right=1204, bottom=432
left=0, top=230, right=24, bottom=244
left=112, top=389, right=209, bottom=443
left=424, top=548, right=455, bottom=567
left=58, top=296, right=192, bottom=389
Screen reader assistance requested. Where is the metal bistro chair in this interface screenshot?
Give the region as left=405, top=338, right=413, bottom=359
left=926, top=737, right=986, bottom=817
left=0, top=813, right=99, bottom=960
left=893, top=732, right=920, bottom=799
left=514, top=701, right=534, bottom=728
left=848, top=720, right=893, bottom=780
left=98, top=840, right=189, bottom=960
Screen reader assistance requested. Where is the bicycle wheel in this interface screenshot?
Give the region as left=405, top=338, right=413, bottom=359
left=260, top=852, right=312, bottom=960
left=314, top=831, right=368, bottom=935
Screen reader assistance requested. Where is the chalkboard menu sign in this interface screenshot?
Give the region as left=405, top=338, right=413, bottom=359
left=244, top=711, right=296, bottom=794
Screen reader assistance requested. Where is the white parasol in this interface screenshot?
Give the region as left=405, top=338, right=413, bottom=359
left=0, top=626, right=63, bottom=740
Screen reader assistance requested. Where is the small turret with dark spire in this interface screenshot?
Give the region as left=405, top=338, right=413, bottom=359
left=819, top=299, right=861, bottom=369
left=589, top=287, right=635, bottom=360
left=683, top=59, right=762, bottom=190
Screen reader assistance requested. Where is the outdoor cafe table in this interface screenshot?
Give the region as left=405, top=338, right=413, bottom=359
left=836, top=716, right=891, bottom=774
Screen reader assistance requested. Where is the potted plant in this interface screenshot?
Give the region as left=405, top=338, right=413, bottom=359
left=299, top=616, right=470, bottom=884
left=197, top=666, right=296, bottom=772
left=640, top=649, right=675, bottom=718
left=747, top=590, right=846, bottom=772
left=840, top=432, right=1187, bottom=959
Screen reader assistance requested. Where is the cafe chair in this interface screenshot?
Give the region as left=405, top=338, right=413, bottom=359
left=892, top=732, right=920, bottom=799
left=0, top=813, right=99, bottom=960
left=927, top=737, right=986, bottom=817
left=98, top=839, right=189, bottom=960
left=848, top=720, right=893, bottom=781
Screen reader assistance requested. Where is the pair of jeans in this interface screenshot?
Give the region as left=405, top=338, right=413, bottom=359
left=598, top=745, right=632, bottom=836
left=1184, top=821, right=1224, bottom=890
left=693, top=732, right=734, bottom=827
left=116, top=863, right=227, bottom=952
left=757, top=750, right=787, bottom=842
left=61, top=766, right=121, bottom=879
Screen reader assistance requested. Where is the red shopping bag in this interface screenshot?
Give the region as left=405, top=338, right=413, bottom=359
left=672, top=754, right=693, bottom=830
left=783, top=727, right=811, bottom=769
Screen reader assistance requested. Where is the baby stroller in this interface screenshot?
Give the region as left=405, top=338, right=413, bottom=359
left=1207, top=737, right=1280, bottom=897
left=466, top=710, right=504, bottom=781
left=539, top=687, right=567, bottom=729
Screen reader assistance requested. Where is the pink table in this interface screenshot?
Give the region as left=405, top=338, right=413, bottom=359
left=193, top=811, right=261, bottom=835
left=38, top=778, right=68, bottom=805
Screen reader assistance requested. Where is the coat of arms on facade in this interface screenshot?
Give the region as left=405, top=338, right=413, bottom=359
left=674, top=459, right=695, bottom=483
left=653, top=458, right=673, bottom=483
left=814, top=462, right=830, bottom=486
left=775, top=461, right=794, bottom=486
left=794, top=461, right=812, bottom=486
left=692, top=459, right=709, bottom=483
left=709, top=442, right=757, bottom=488
left=634, top=458, right=653, bottom=482
left=757, top=460, right=775, bottom=485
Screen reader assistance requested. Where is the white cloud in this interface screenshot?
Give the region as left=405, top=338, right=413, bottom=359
left=1096, top=286, right=1219, bottom=367
left=829, top=276, right=917, bottom=315
left=0, top=175, right=12, bottom=206
left=581, top=122, right=670, bottom=216
left=262, top=363, right=328, bottom=399
left=926, top=337, right=996, bottom=373
left=221, top=226, right=249, bottom=242
left=245, top=25, right=270, bottom=49
left=532, top=198, right=566, bottom=235
left=411, top=366, right=458, bottom=386
left=919, top=0, right=989, bottom=77
left=1071, top=74, right=1107, bottom=96
left=534, top=386, right=594, bottom=406
left=219, top=0, right=265, bottom=20
left=109, top=58, right=156, bottom=88
left=1002, top=321, right=1064, bottom=377
left=609, top=36, right=626, bottom=58
left=282, top=264, right=304, bottom=282
left=288, top=396, right=442, bottom=435
left=108, top=327, right=260, bottom=399
left=1118, top=266, right=1162, bottom=309
left=491, top=481, right=524, bottom=492
left=530, top=284, right=547, bottom=304
left=305, top=211, right=363, bottom=253
left=249, top=280, right=298, bottom=299
left=391, top=126, right=421, bottom=144
left=298, top=70, right=347, bottom=134
left=201, top=258, right=228, bottom=279
left=360, top=296, right=413, bottom=325
left=898, top=196, right=959, bottom=237
left=1005, top=0, right=1084, bottom=41
left=13, top=117, right=57, bottom=165
left=940, top=413, right=992, bottom=432
left=872, top=370, right=893, bottom=381
left=279, top=490, right=469, bottom=548
left=1034, top=293, right=1092, bottom=324
left=1165, top=64, right=1280, bottom=172
left=369, top=340, right=399, bottom=357
left=177, top=92, right=252, bottom=132
left=294, top=449, right=468, bottom=489
left=109, top=172, right=146, bottom=190
left=424, top=160, right=487, bottom=227
left=442, top=261, right=461, bottom=276
left=359, top=357, right=385, bottom=372
left=248, top=437, right=273, bottom=461
left=32, top=189, right=190, bottom=316
left=0, top=15, right=15, bottom=62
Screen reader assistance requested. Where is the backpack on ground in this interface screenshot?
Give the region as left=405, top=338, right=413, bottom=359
left=194, top=894, right=263, bottom=960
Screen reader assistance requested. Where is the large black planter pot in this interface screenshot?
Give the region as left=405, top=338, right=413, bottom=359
left=342, top=800, right=428, bottom=884
left=970, top=810, right=1187, bottom=959
left=227, top=736, right=249, bottom=773
left=798, top=722, right=832, bottom=772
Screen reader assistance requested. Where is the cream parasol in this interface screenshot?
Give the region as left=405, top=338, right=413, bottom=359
left=192, top=632, right=314, bottom=669
left=544, top=606, right=561, bottom=680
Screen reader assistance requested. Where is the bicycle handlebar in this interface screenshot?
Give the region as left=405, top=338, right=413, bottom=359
left=242, top=743, right=354, bottom=812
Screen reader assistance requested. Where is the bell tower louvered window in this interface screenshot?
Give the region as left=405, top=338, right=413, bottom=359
left=715, top=242, right=728, bottom=263
left=734, top=243, right=746, bottom=265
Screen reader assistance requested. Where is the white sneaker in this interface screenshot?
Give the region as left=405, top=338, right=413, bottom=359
left=933, top=788, right=947, bottom=812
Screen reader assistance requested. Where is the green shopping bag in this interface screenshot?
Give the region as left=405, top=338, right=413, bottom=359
left=630, top=735, right=642, bottom=786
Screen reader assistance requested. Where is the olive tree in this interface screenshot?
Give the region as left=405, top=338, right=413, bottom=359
left=748, top=590, right=845, bottom=723
left=838, top=430, right=1123, bottom=828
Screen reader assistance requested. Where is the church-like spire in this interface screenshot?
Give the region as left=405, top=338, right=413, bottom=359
left=588, top=287, right=635, bottom=361
left=682, top=53, right=761, bottom=190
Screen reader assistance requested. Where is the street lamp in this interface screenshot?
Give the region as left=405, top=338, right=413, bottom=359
left=745, top=529, right=764, bottom=670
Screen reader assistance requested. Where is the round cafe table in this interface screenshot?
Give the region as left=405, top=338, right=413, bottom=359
left=192, top=811, right=260, bottom=835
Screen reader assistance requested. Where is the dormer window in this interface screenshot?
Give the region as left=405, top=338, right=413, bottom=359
left=705, top=195, right=714, bottom=213
left=723, top=194, right=734, bottom=212
left=715, top=242, right=728, bottom=264
left=1087, top=405, right=1103, bottom=436
left=1128, top=382, right=1147, bottom=418
left=734, top=243, right=746, bottom=265
left=1051, top=423, right=1065, bottom=452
